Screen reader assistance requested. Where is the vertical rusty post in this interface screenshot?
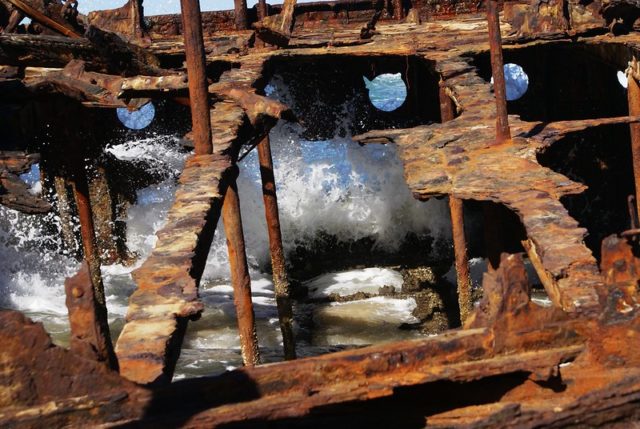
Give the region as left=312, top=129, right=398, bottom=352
left=130, top=0, right=144, bottom=39
left=439, top=84, right=472, bottom=323
left=628, top=195, right=639, bottom=230
left=69, top=160, right=118, bottom=370
left=486, top=0, right=511, bottom=144
left=222, top=168, right=261, bottom=366
left=234, top=0, right=249, bottom=30
left=484, top=1, right=509, bottom=271
left=65, top=261, right=118, bottom=369
left=393, top=0, right=404, bottom=20
left=255, top=0, right=268, bottom=47
left=180, top=0, right=212, bottom=155
left=628, top=70, right=640, bottom=219
left=258, top=0, right=268, bottom=20
left=449, top=197, right=472, bottom=322
left=257, top=136, right=296, bottom=360
left=53, top=176, right=80, bottom=259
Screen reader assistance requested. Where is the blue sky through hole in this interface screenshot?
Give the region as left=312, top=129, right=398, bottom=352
left=79, top=0, right=320, bottom=16
left=364, top=73, right=407, bottom=112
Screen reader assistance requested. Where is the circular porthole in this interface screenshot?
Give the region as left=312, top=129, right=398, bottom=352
left=364, top=73, right=408, bottom=112
left=617, top=70, right=628, bottom=89
left=491, top=63, right=529, bottom=101
left=117, top=102, right=156, bottom=130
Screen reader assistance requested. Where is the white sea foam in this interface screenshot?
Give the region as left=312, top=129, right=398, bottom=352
left=307, top=267, right=403, bottom=298
left=0, top=136, right=187, bottom=336
left=201, top=74, right=452, bottom=280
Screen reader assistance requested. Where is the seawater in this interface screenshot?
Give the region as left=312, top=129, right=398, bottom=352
left=0, top=74, right=457, bottom=378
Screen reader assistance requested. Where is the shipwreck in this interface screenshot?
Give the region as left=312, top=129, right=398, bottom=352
left=2, top=0, right=640, bottom=427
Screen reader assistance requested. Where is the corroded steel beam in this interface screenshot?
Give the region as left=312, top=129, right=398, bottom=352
left=179, top=0, right=212, bottom=155
left=255, top=0, right=297, bottom=47
left=0, top=169, right=50, bottom=213
left=449, top=197, right=472, bottom=321
left=69, top=159, right=118, bottom=371
left=87, top=0, right=146, bottom=39
left=486, top=0, right=511, bottom=144
left=53, top=176, right=79, bottom=255
left=439, top=84, right=472, bottom=322
left=4, top=0, right=82, bottom=38
left=628, top=70, right=640, bottom=219
left=65, top=261, right=119, bottom=368
left=257, top=135, right=296, bottom=360
left=0, top=33, right=162, bottom=75
left=234, top=0, right=249, bottom=30
left=393, top=0, right=404, bottom=20
left=222, top=168, right=261, bottom=367
left=258, top=0, right=268, bottom=20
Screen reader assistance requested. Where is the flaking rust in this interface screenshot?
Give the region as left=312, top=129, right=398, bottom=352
left=2, top=0, right=640, bottom=427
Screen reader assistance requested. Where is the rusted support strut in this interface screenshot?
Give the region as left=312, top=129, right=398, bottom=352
left=257, top=135, right=296, bottom=360
left=393, top=0, right=404, bottom=20
left=68, top=160, right=118, bottom=370
left=258, top=0, right=268, bottom=19
left=439, top=84, right=472, bottom=322
left=234, top=0, right=249, bottom=30
left=222, top=169, right=261, bottom=366
left=179, top=0, right=212, bottom=155
left=484, top=0, right=510, bottom=271
left=53, top=175, right=80, bottom=258
left=486, top=0, right=511, bottom=144
left=449, top=197, right=473, bottom=322
left=182, top=0, right=260, bottom=365
left=628, top=71, right=640, bottom=219
left=4, top=0, right=82, bottom=38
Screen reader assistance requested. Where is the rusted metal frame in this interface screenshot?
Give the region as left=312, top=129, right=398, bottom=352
left=180, top=0, right=213, bottom=155
left=449, top=197, right=473, bottom=322
left=484, top=2, right=510, bottom=271
left=628, top=72, right=640, bottom=220
left=255, top=0, right=269, bottom=47
left=234, top=0, right=249, bottom=30
left=621, top=228, right=640, bottom=238
left=486, top=0, right=511, bottom=144
left=222, top=166, right=261, bottom=366
left=393, top=0, right=404, bottom=20
left=255, top=0, right=297, bottom=47
left=131, top=0, right=144, bottom=39
left=360, top=6, right=383, bottom=39
left=439, top=84, right=472, bottom=323
left=5, top=0, right=81, bottom=38
left=258, top=0, right=268, bottom=20
left=628, top=195, right=639, bottom=230
left=69, top=158, right=118, bottom=371
left=53, top=175, right=81, bottom=259
left=257, top=135, right=296, bottom=360
left=4, top=8, right=24, bottom=33
left=182, top=0, right=261, bottom=368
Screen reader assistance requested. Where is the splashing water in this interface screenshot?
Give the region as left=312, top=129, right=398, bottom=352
left=0, top=74, right=454, bottom=378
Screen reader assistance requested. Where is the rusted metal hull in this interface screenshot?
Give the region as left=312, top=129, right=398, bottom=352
left=3, top=0, right=640, bottom=427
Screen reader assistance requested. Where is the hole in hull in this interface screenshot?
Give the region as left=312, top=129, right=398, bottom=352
left=538, top=124, right=634, bottom=260
left=473, top=42, right=632, bottom=122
